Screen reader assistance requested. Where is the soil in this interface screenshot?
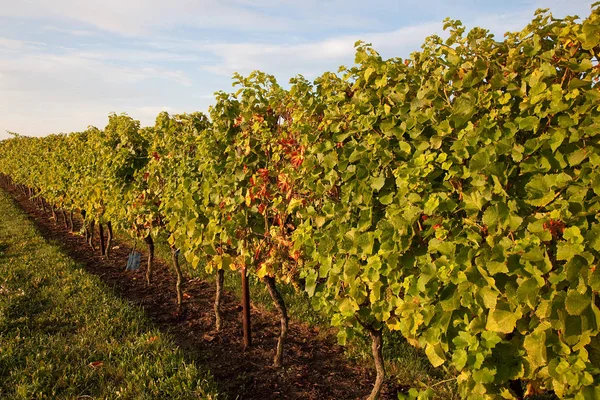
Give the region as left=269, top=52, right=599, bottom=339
left=2, top=185, right=401, bottom=400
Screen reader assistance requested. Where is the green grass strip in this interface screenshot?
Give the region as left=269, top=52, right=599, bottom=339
left=0, top=189, right=220, bottom=400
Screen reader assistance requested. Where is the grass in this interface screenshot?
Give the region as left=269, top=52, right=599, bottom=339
left=0, top=189, right=220, bottom=400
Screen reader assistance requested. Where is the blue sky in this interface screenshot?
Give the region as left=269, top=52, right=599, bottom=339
left=0, top=0, right=596, bottom=140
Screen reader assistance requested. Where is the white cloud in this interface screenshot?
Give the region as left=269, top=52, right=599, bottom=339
left=40, top=25, right=96, bottom=37
left=0, top=37, right=45, bottom=51
left=0, top=53, right=189, bottom=93
left=197, top=22, right=441, bottom=79
left=0, top=0, right=387, bottom=36
left=0, top=0, right=293, bottom=36
left=72, top=49, right=201, bottom=63
left=191, top=1, right=597, bottom=82
left=0, top=51, right=201, bottom=139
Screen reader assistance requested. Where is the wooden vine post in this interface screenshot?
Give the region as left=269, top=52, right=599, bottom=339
left=241, top=264, right=251, bottom=349
left=144, top=234, right=154, bottom=285
left=98, top=222, right=106, bottom=256
left=105, top=221, right=113, bottom=257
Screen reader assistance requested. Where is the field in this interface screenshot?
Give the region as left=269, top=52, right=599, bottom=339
left=0, top=6, right=599, bottom=399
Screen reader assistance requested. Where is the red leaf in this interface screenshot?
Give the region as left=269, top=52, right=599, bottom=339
left=257, top=168, right=269, bottom=180
left=89, top=361, right=104, bottom=368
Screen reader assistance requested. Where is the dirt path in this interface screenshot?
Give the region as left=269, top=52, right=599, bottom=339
left=2, top=185, right=401, bottom=400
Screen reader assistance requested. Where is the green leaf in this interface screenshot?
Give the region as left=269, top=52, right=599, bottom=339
left=452, top=349, right=468, bottom=370
left=582, top=16, right=600, bottom=49
left=563, top=226, right=583, bottom=244
left=356, top=232, right=374, bottom=255
left=587, top=224, right=600, bottom=252
left=436, top=120, right=452, bottom=136
left=364, top=67, right=376, bottom=82
left=425, top=343, right=446, bottom=367
left=486, top=303, right=519, bottom=333
left=567, top=149, right=588, bottom=166
left=481, top=331, right=502, bottom=349
left=315, top=215, right=326, bottom=228
left=519, top=116, right=540, bottom=132
left=323, top=152, right=338, bottom=170
left=482, top=206, right=500, bottom=230
left=565, top=290, right=590, bottom=316
left=343, top=259, right=360, bottom=280
left=479, top=287, right=498, bottom=310
left=486, top=261, right=509, bottom=275
left=472, top=367, right=496, bottom=384
left=452, top=93, right=476, bottom=127
left=557, top=243, right=579, bottom=261
left=523, top=330, right=547, bottom=369
left=379, top=192, right=394, bottom=205
left=525, top=175, right=566, bottom=207
left=339, top=298, right=358, bottom=317
left=590, top=268, right=600, bottom=292
left=305, top=272, right=317, bottom=297
left=357, top=208, right=372, bottom=232
left=516, top=278, right=540, bottom=308
left=423, top=196, right=440, bottom=215
left=371, top=175, right=386, bottom=191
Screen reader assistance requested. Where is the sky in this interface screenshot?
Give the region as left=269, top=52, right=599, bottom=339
left=0, top=0, right=596, bottom=140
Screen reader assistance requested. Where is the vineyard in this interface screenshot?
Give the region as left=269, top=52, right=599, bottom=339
left=1, top=5, right=600, bottom=399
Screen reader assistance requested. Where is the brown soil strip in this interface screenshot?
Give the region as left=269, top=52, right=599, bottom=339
left=3, top=185, right=401, bottom=400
